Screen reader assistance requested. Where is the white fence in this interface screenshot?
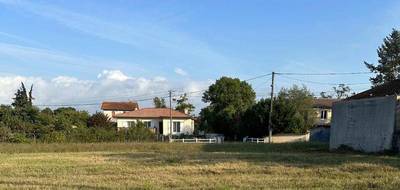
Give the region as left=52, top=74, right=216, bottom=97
left=170, top=138, right=218, bottom=144
left=243, top=137, right=269, bottom=143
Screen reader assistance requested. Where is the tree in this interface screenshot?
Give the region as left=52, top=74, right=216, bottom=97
left=273, top=85, right=315, bottom=134
left=365, top=29, right=400, bottom=86
left=200, top=77, right=256, bottom=139
left=239, top=99, right=269, bottom=138
left=12, top=82, right=34, bottom=109
left=333, top=84, right=351, bottom=99
left=175, top=93, right=195, bottom=115
left=87, top=112, right=114, bottom=129
left=319, top=92, right=332, bottom=99
left=153, top=97, right=166, bottom=108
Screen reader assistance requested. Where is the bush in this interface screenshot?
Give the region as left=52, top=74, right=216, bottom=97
left=8, top=133, right=31, bottom=143
left=93, top=128, right=117, bottom=142
left=41, top=131, right=67, bottom=143
left=87, top=112, right=114, bottom=129
left=122, top=126, right=155, bottom=142
left=0, top=125, right=12, bottom=142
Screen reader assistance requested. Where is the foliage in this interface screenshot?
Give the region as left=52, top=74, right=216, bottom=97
left=153, top=97, right=167, bottom=108
left=320, top=84, right=353, bottom=99
left=365, top=29, right=400, bottom=86
left=273, top=85, right=316, bottom=134
left=0, top=83, right=155, bottom=143
left=333, top=84, right=351, bottom=99
left=175, top=93, right=195, bottom=115
left=240, top=99, right=269, bottom=138
left=200, top=77, right=256, bottom=139
left=12, top=82, right=34, bottom=109
left=319, top=91, right=332, bottom=99
left=87, top=112, right=114, bottom=129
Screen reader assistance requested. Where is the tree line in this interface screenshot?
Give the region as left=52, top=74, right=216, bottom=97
left=198, top=77, right=316, bottom=140
left=0, top=83, right=154, bottom=143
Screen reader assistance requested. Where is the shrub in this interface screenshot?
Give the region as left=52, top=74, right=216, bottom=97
left=8, top=133, right=31, bottom=143
left=0, top=125, right=12, bottom=142
left=93, top=128, right=117, bottom=142
left=87, top=112, right=114, bottom=129
left=122, top=125, right=155, bottom=142
left=41, top=131, right=67, bottom=143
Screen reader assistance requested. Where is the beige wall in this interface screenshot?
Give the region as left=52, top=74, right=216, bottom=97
left=313, top=108, right=332, bottom=126
left=272, top=133, right=310, bottom=143
left=116, top=118, right=194, bottom=135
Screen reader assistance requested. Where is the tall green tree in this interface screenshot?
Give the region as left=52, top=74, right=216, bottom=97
left=153, top=97, right=167, bottom=108
left=365, top=29, right=400, bottom=86
left=200, top=77, right=256, bottom=139
left=240, top=99, right=269, bottom=138
left=175, top=93, right=195, bottom=115
left=273, top=85, right=316, bottom=134
left=12, top=82, right=34, bottom=109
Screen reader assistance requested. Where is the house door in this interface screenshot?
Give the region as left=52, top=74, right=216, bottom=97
left=159, top=121, right=163, bottom=135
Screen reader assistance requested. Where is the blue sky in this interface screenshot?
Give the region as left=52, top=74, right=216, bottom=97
left=0, top=0, right=398, bottom=112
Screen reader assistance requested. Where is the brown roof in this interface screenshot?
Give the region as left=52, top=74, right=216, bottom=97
left=115, top=108, right=191, bottom=119
left=101, top=102, right=139, bottom=111
left=312, top=99, right=339, bottom=109
left=349, top=80, right=400, bottom=100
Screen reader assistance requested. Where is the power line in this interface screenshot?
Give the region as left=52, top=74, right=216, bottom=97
left=275, top=71, right=372, bottom=76
left=278, top=75, right=371, bottom=86
left=244, top=73, right=272, bottom=81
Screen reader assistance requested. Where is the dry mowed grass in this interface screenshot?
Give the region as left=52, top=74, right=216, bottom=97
left=0, top=142, right=399, bottom=189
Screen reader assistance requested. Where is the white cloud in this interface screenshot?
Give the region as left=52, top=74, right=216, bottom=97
left=0, top=70, right=209, bottom=114
left=97, top=70, right=131, bottom=81
left=174, top=68, right=188, bottom=76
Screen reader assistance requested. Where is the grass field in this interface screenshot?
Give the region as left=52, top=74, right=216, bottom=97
left=0, top=142, right=399, bottom=189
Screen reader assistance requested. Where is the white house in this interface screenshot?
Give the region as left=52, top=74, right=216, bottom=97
left=115, top=108, right=195, bottom=136
left=101, top=101, right=139, bottom=122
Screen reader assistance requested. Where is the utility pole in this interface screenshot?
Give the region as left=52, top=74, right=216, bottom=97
left=268, top=72, right=275, bottom=143
left=169, top=90, right=173, bottom=142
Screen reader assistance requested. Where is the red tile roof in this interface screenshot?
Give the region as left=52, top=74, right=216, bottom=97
left=312, top=99, right=339, bottom=109
left=349, top=80, right=400, bottom=100
left=101, top=102, right=139, bottom=111
left=115, top=108, right=192, bottom=119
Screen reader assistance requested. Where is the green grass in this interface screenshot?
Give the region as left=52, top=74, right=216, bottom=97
left=0, top=142, right=399, bottom=189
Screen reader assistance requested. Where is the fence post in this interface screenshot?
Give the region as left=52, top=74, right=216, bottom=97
left=183, top=139, right=185, bottom=143
left=195, top=138, right=198, bottom=143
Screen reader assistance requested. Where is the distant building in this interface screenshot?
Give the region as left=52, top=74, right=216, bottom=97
left=115, top=108, right=194, bottom=136
left=331, top=80, right=400, bottom=152
left=310, top=99, right=338, bottom=142
left=312, top=99, right=338, bottom=127
left=101, top=101, right=139, bottom=122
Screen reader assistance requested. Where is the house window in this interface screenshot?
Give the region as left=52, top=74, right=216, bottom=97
left=127, top=121, right=135, bottom=127
left=173, top=122, right=181, bottom=133
left=320, top=110, right=328, bottom=120
left=143, top=121, right=151, bottom=128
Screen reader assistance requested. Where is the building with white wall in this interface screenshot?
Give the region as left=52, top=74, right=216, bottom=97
left=115, top=108, right=194, bottom=136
